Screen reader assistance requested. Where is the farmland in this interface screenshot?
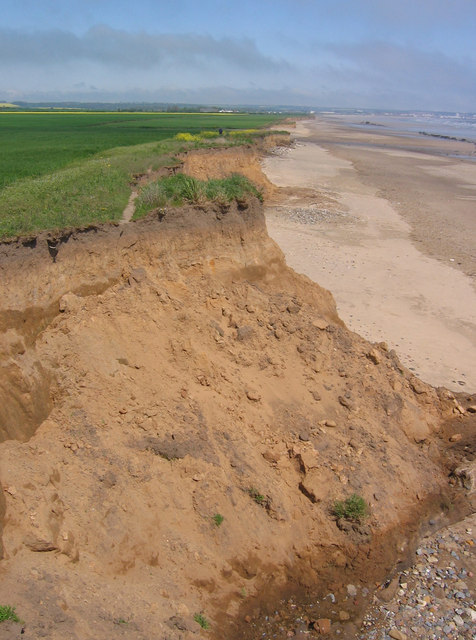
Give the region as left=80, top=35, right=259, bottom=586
left=0, top=112, right=281, bottom=190
left=0, top=112, right=283, bottom=238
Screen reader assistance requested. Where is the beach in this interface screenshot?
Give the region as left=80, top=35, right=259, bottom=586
left=263, top=117, right=476, bottom=392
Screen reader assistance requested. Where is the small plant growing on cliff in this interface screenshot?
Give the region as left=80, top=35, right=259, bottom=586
left=0, top=605, right=21, bottom=623
left=194, top=612, right=210, bottom=629
left=248, top=487, right=265, bottom=505
left=212, top=513, right=224, bottom=527
left=333, top=494, right=368, bottom=522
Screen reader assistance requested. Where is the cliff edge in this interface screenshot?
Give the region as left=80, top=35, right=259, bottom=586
left=0, top=195, right=474, bottom=639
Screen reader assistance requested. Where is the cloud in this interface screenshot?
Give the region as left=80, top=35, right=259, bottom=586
left=1, top=18, right=475, bottom=111
left=0, top=84, right=316, bottom=108
left=317, top=40, right=476, bottom=110
left=0, top=25, right=285, bottom=72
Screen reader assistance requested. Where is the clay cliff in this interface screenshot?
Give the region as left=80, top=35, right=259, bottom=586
left=0, top=193, right=474, bottom=639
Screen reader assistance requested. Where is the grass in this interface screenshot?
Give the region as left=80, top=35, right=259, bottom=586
left=0, top=112, right=282, bottom=191
left=194, top=612, right=210, bottom=629
left=248, top=487, right=266, bottom=505
left=212, top=513, right=224, bottom=527
left=0, top=605, right=21, bottom=623
left=134, top=173, right=262, bottom=218
left=0, top=112, right=284, bottom=239
left=333, top=494, right=368, bottom=522
left=0, top=138, right=182, bottom=237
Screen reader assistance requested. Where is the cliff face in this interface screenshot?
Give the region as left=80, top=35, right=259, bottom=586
left=0, top=198, right=471, bottom=640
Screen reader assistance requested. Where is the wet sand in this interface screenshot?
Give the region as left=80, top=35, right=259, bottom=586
left=263, top=118, right=476, bottom=392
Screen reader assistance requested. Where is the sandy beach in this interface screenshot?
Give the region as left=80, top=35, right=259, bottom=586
left=263, top=118, right=476, bottom=392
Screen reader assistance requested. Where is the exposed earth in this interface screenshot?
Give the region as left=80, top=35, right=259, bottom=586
left=0, top=139, right=475, bottom=639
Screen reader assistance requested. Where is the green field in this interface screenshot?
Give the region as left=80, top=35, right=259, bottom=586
left=0, top=112, right=280, bottom=190
left=0, top=112, right=283, bottom=238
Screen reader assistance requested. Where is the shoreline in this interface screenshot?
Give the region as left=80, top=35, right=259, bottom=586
left=263, top=118, right=476, bottom=392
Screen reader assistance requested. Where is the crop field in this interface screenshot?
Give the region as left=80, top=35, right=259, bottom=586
left=0, top=112, right=283, bottom=238
left=0, top=112, right=281, bottom=189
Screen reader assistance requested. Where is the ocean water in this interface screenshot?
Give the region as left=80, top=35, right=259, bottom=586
left=320, top=110, right=476, bottom=144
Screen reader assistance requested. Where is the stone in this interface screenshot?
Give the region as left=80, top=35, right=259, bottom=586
left=367, top=349, right=381, bottom=365
left=312, top=317, right=328, bottom=330
left=263, top=449, right=280, bottom=464
left=246, top=389, right=261, bottom=402
left=389, top=629, right=407, bottom=640
left=24, top=536, right=58, bottom=552
left=299, top=470, right=331, bottom=503
left=377, top=576, right=400, bottom=602
left=316, top=618, right=331, bottom=634
left=297, top=450, right=319, bottom=473
left=467, top=608, right=476, bottom=622
left=325, top=420, right=337, bottom=428
left=339, top=611, right=350, bottom=621
left=410, top=378, right=428, bottom=395
left=449, top=433, right=462, bottom=442
left=346, top=584, right=358, bottom=597
left=339, top=395, right=355, bottom=411
left=466, top=405, right=476, bottom=413
left=286, top=302, right=301, bottom=314
left=310, top=390, right=322, bottom=401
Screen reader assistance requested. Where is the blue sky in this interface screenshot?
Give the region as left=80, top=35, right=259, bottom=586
left=1, top=0, right=475, bottom=110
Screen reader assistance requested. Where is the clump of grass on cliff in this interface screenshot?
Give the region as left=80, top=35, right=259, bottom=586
left=194, top=612, right=210, bottom=629
left=0, top=605, right=21, bottom=623
left=174, top=128, right=290, bottom=146
left=333, top=494, right=368, bottom=522
left=133, top=173, right=262, bottom=218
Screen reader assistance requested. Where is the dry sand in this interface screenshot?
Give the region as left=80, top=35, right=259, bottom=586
left=263, top=119, right=476, bottom=393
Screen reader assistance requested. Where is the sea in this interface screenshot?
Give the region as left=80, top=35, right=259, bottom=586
left=317, top=109, right=476, bottom=146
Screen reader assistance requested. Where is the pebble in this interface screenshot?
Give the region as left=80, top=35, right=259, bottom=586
left=347, top=584, right=358, bottom=597
left=360, top=513, right=475, bottom=639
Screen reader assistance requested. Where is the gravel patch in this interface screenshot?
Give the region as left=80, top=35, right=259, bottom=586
left=270, top=205, right=350, bottom=225
left=361, top=513, right=475, bottom=640
left=238, top=514, right=475, bottom=639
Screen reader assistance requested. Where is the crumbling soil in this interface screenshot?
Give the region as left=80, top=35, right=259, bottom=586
left=0, top=149, right=474, bottom=640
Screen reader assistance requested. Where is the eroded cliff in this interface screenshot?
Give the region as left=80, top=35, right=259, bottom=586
left=0, top=196, right=473, bottom=640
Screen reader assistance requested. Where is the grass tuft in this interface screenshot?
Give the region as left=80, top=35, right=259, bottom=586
left=134, top=173, right=262, bottom=218
left=194, top=612, right=210, bottom=629
left=248, top=487, right=266, bottom=505
left=212, top=513, right=224, bottom=527
left=333, top=494, right=368, bottom=522
left=0, top=605, right=21, bottom=623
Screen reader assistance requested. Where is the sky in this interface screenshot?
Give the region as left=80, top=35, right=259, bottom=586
left=1, top=0, right=475, bottom=110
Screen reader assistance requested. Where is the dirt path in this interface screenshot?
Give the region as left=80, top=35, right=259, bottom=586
left=120, top=189, right=138, bottom=223
left=262, top=121, right=476, bottom=393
